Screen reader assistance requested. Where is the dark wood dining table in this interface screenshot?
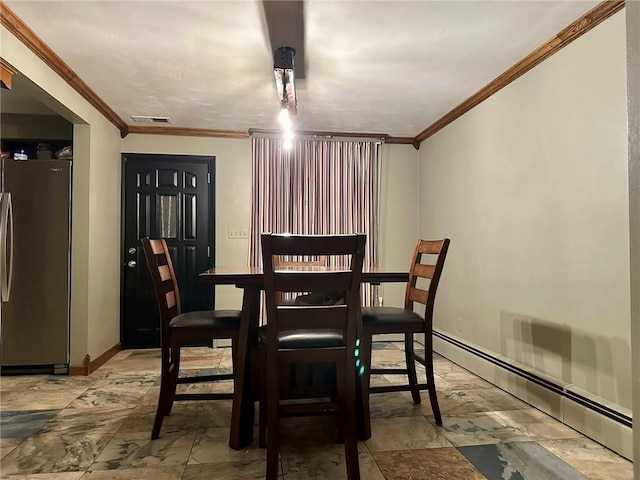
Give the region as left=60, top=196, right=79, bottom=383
left=199, top=266, right=409, bottom=450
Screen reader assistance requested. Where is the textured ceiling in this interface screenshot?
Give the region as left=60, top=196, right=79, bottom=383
left=3, top=1, right=601, bottom=137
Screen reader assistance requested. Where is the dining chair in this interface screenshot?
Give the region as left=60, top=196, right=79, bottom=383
left=361, top=238, right=450, bottom=424
left=259, top=233, right=366, bottom=480
left=141, top=237, right=241, bottom=439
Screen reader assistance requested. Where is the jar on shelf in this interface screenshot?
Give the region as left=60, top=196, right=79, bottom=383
left=13, top=149, right=28, bottom=160
left=37, top=143, right=52, bottom=159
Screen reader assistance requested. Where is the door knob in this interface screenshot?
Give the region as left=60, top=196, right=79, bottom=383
left=127, top=260, right=137, bottom=268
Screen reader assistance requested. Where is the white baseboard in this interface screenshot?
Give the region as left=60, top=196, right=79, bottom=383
left=432, top=330, right=633, bottom=460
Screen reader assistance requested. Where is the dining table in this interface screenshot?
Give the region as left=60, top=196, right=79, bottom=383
left=199, top=265, right=409, bottom=450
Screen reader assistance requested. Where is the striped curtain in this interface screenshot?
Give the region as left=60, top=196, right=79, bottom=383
left=250, top=136, right=381, bottom=306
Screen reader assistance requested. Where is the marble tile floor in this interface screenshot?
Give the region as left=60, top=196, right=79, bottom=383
left=0, top=342, right=633, bottom=479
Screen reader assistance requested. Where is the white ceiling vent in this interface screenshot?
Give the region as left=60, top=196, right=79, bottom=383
left=130, top=115, right=172, bottom=124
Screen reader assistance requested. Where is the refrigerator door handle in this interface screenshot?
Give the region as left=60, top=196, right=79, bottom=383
left=1, top=193, right=13, bottom=302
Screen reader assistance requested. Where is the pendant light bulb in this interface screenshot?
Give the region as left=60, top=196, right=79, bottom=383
left=278, top=106, right=291, bottom=128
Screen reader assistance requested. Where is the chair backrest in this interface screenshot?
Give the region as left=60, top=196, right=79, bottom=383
left=404, top=239, right=450, bottom=322
left=141, top=237, right=182, bottom=328
left=262, top=233, right=366, bottom=349
left=273, top=256, right=327, bottom=304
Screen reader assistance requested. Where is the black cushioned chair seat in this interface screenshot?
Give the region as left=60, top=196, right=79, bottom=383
left=258, top=325, right=344, bottom=349
left=170, top=310, right=241, bottom=330
left=362, top=307, right=424, bottom=327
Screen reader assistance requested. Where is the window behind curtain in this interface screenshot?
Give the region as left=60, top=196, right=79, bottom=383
left=249, top=136, right=381, bottom=306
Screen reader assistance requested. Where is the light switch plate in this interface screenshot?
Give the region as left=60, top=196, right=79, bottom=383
left=228, top=228, right=248, bottom=239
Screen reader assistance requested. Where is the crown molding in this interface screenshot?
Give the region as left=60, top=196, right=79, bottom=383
left=250, top=128, right=415, bottom=145
left=0, top=1, right=129, bottom=137
left=386, top=136, right=417, bottom=146
left=250, top=128, right=386, bottom=139
left=126, top=127, right=415, bottom=145
left=126, top=125, right=249, bottom=139
left=413, top=0, right=625, bottom=146
left=1, top=59, right=16, bottom=89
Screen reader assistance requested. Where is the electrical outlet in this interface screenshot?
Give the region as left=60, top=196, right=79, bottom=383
left=228, top=228, right=248, bottom=239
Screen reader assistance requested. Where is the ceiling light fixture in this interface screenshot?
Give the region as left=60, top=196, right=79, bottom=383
left=274, top=46, right=297, bottom=115
left=274, top=46, right=296, bottom=150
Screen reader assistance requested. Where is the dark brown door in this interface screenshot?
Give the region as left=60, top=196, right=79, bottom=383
left=121, top=154, right=215, bottom=349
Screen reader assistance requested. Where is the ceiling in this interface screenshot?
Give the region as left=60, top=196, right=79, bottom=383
left=3, top=1, right=602, bottom=138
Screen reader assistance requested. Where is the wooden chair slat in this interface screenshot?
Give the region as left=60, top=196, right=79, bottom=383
left=417, top=239, right=444, bottom=255
left=165, top=291, right=176, bottom=309
left=159, top=265, right=172, bottom=282
left=408, top=287, right=428, bottom=305
left=149, top=239, right=164, bottom=254
left=413, top=263, right=435, bottom=279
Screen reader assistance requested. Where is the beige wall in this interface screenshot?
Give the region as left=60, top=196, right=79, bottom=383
left=1, top=27, right=122, bottom=365
left=378, top=144, right=419, bottom=307
left=121, top=136, right=418, bottom=310
left=418, top=10, right=630, bottom=413
left=1, top=113, right=72, bottom=140
left=626, top=0, right=640, bottom=473
left=86, top=129, right=122, bottom=358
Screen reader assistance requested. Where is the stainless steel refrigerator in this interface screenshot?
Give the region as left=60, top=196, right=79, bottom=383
left=0, top=159, right=71, bottom=374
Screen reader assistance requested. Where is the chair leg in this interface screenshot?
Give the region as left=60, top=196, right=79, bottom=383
left=340, top=360, right=360, bottom=480
left=258, top=345, right=267, bottom=448
left=266, top=359, right=280, bottom=479
left=151, top=393, right=168, bottom=438
left=344, top=415, right=360, bottom=479
left=335, top=405, right=345, bottom=444
left=258, top=399, right=267, bottom=448
left=405, top=334, right=421, bottom=404
left=166, top=345, right=181, bottom=415
left=425, top=358, right=442, bottom=424
left=358, top=332, right=373, bottom=441
left=151, top=347, right=172, bottom=440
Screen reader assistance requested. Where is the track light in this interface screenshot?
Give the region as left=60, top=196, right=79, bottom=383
left=274, top=46, right=296, bottom=150
left=274, top=46, right=297, bottom=116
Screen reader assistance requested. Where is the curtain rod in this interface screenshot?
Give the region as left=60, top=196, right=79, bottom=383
left=249, top=128, right=386, bottom=144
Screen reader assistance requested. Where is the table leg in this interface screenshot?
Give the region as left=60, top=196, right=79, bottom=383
left=229, top=285, right=260, bottom=450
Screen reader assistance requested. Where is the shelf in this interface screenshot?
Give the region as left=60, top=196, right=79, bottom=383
left=1, top=138, right=72, bottom=161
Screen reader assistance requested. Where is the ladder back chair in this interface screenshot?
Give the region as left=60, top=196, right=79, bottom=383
left=361, top=238, right=450, bottom=424
left=259, top=233, right=366, bottom=480
left=141, top=237, right=241, bottom=439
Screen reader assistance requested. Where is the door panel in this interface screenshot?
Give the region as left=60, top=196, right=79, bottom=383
left=122, top=154, right=215, bottom=349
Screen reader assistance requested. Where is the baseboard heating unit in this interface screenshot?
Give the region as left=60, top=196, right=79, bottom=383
left=432, top=330, right=632, bottom=460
